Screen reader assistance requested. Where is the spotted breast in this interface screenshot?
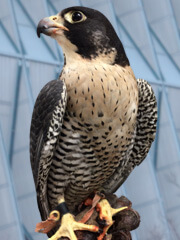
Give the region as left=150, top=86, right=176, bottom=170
left=47, top=60, right=138, bottom=211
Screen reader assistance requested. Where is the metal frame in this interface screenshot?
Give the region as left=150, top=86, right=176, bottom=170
left=0, top=126, right=25, bottom=240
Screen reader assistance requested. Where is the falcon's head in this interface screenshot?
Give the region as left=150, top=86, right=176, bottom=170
left=37, top=6, right=129, bottom=66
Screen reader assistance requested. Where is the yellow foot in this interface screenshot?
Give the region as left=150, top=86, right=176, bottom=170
left=48, top=212, right=99, bottom=240
left=96, top=199, right=128, bottom=240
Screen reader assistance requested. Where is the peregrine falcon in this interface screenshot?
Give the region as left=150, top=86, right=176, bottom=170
left=31, top=6, right=157, bottom=240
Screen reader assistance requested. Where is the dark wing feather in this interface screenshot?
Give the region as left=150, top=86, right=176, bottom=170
left=30, top=79, right=67, bottom=220
left=130, top=79, right=157, bottom=165
left=102, top=78, right=157, bottom=193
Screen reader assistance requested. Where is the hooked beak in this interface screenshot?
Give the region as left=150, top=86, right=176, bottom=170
left=37, top=15, right=69, bottom=38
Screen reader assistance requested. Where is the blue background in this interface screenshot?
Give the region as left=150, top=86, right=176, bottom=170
left=0, top=0, right=180, bottom=239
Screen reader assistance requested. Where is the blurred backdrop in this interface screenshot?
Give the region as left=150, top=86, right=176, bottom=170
left=0, top=0, right=180, bottom=239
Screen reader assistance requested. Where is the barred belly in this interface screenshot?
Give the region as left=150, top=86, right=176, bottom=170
left=47, top=112, right=135, bottom=212
left=47, top=117, right=94, bottom=210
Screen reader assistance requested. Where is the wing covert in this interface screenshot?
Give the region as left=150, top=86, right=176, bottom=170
left=30, top=79, right=67, bottom=188
left=130, top=78, right=157, bottom=165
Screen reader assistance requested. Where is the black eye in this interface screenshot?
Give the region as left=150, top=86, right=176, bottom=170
left=72, top=11, right=83, bottom=22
